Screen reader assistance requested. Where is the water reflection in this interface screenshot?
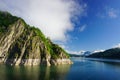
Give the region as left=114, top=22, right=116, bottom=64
left=1, top=58, right=120, bottom=80
left=0, top=64, right=71, bottom=80
left=85, top=58, right=120, bottom=68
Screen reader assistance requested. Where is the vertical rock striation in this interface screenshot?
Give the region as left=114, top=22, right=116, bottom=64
left=0, top=11, right=72, bottom=66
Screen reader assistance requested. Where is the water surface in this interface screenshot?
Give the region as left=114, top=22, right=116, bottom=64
left=0, top=58, right=120, bottom=80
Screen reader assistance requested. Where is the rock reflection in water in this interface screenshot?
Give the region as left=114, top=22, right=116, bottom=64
left=0, top=64, right=71, bottom=80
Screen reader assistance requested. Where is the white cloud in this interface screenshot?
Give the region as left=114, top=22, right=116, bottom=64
left=66, top=50, right=86, bottom=55
left=67, top=49, right=105, bottom=55
left=113, top=43, right=120, bottom=48
left=79, top=24, right=86, bottom=32
left=0, top=0, right=86, bottom=41
left=108, top=8, right=119, bottom=18
left=92, top=50, right=104, bottom=53
left=97, top=7, right=119, bottom=19
left=59, top=44, right=66, bottom=49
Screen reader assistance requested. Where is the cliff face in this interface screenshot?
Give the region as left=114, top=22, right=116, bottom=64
left=0, top=11, right=72, bottom=66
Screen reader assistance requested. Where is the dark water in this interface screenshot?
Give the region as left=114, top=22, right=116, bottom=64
left=1, top=58, right=120, bottom=80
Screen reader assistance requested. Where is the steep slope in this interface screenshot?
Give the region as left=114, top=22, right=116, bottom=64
left=87, top=48, right=120, bottom=59
left=0, top=11, right=72, bottom=66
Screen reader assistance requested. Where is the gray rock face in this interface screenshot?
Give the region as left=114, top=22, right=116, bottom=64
left=0, top=11, right=72, bottom=66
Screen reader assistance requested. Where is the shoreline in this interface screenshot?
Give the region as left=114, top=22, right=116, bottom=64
left=0, top=58, right=73, bottom=66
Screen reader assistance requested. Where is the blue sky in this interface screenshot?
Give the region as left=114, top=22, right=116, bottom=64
left=0, top=0, right=120, bottom=53
left=64, top=0, right=120, bottom=52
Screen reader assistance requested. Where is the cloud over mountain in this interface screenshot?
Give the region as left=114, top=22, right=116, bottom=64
left=0, top=0, right=86, bottom=41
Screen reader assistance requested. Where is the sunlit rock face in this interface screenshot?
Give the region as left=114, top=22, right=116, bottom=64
left=0, top=11, right=72, bottom=66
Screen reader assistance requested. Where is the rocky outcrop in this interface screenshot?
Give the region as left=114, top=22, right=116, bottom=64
left=0, top=11, right=72, bottom=66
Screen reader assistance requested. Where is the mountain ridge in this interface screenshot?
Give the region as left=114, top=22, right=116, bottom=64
left=0, top=11, right=72, bottom=66
left=87, top=47, right=120, bottom=59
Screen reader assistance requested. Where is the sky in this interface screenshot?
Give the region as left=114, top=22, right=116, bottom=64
left=0, top=0, right=120, bottom=54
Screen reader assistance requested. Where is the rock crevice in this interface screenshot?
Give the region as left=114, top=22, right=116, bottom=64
left=0, top=11, right=72, bottom=66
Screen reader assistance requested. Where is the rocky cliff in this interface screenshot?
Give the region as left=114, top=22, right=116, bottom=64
left=0, top=11, right=72, bottom=66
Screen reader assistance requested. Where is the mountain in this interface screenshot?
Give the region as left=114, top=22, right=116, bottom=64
left=0, top=11, right=72, bottom=66
left=69, top=51, right=92, bottom=57
left=69, top=54, right=81, bottom=57
left=83, top=51, right=91, bottom=56
left=87, top=48, right=120, bottom=59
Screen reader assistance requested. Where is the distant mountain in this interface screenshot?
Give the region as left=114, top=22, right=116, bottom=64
left=87, top=48, right=120, bottom=59
left=0, top=11, right=72, bottom=66
left=69, top=54, right=81, bottom=57
left=83, top=51, right=91, bottom=56
left=69, top=51, right=92, bottom=57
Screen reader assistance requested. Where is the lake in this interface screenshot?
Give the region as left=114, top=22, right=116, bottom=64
left=0, top=57, right=120, bottom=80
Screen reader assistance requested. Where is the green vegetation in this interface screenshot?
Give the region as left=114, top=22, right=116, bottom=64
left=31, top=26, right=69, bottom=59
left=31, top=27, right=46, bottom=42
left=0, top=11, right=70, bottom=60
left=50, top=43, right=70, bottom=59
left=87, top=48, right=120, bottom=59
left=0, top=11, right=19, bottom=33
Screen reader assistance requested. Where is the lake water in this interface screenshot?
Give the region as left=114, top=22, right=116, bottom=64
left=1, top=58, right=120, bottom=80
